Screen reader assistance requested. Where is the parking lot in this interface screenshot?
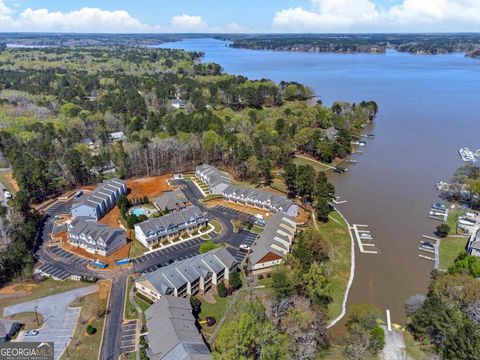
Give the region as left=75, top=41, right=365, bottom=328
left=44, top=200, right=70, bottom=216
left=233, top=231, right=257, bottom=263
left=36, top=262, right=72, bottom=280
left=49, top=245, right=91, bottom=266
left=213, top=205, right=256, bottom=223
left=120, top=320, right=137, bottom=354
left=4, top=285, right=98, bottom=360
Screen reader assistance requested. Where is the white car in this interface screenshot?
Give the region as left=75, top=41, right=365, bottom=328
left=3, top=191, right=12, bottom=199
left=25, top=330, right=39, bottom=336
left=239, top=244, right=251, bottom=252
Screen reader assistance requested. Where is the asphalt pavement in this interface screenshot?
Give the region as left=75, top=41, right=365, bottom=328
left=4, top=285, right=98, bottom=360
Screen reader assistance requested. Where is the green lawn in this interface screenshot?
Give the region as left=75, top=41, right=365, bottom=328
left=199, top=294, right=229, bottom=336
left=250, top=225, right=264, bottom=234
left=292, top=155, right=332, bottom=172
left=0, top=279, right=89, bottom=311
left=210, top=220, right=222, bottom=234
left=316, top=211, right=352, bottom=320
left=439, top=236, right=468, bottom=271
left=129, top=239, right=148, bottom=258
left=124, top=281, right=138, bottom=320
left=404, top=331, right=432, bottom=360
left=446, top=207, right=466, bottom=235
left=200, top=233, right=211, bottom=240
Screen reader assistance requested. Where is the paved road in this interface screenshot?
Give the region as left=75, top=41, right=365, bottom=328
left=34, top=179, right=259, bottom=360
left=3, top=285, right=98, bottom=360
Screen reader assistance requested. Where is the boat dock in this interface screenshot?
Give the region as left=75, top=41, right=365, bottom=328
left=350, top=224, right=378, bottom=254
left=429, top=203, right=448, bottom=221
left=418, top=235, right=441, bottom=268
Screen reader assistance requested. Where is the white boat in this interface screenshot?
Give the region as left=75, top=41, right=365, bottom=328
left=459, top=147, right=476, bottom=162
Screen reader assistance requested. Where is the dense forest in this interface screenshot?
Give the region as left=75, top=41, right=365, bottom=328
left=0, top=45, right=376, bottom=285
left=406, top=254, right=480, bottom=359
left=227, top=33, right=480, bottom=57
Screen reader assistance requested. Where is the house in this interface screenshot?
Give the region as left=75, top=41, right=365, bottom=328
left=171, top=99, right=188, bottom=109
left=92, top=160, right=117, bottom=175
left=153, top=189, right=188, bottom=213
left=67, top=217, right=126, bottom=256
left=457, top=212, right=480, bottom=235
left=195, top=164, right=232, bottom=195
left=71, top=178, right=127, bottom=220
left=0, top=320, right=21, bottom=343
left=109, top=131, right=126, bottom=142
left=134, top=206, right=207, bottom=250
left=467, top=227, right=480, bottom=256
left=325, top=127, right=339, bottom=141
left=135, top=248, right=236, bottom=301
left=249, top=213, right=297, bottom=280
left=222, top=185, right=298, bottom=217
left=144, top=296, right=211, bottom=360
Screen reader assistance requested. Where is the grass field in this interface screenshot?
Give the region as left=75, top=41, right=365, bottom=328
left=61, top=281, right=109, bottom=360
left=210, top=219, right=222, bottom=234
left=292, top=155, right=332, bottom=172
left=129, top=239, right=148, bottom=258
left=439, top=236, right=468, bottom=271
left=404, top=331, right=432, bottom=360
left=446, top=207, right=466, bottom=235
left=0, top=279, right=89, bottom=311
left=316, top=211, right=352, bottom=320
left=4, top=312, right=44, bottom=331
left=124, top=281, right=138, bottom=320
left=199, top=294, right=229, bottom=336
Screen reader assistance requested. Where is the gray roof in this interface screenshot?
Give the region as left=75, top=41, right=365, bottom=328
left=0, top=320, right=19, bottom=337
left=196, top=164, right=231, bottom=189
left=135, top=206, right=205, bottom=237
left=154, top=189, right=187, bottom=212
left=249, top=212, right=296, bottom=265
left=469, top=228, right=480, bottom=252
left=67, top=217, right=126, bottom=252
left=136, top=248, right=236, bottom=296
left=222, top=185, right=296, bottom=213
left=145, top=296, right=211, bottom=360
left=72, top=178, right=126, bottom=214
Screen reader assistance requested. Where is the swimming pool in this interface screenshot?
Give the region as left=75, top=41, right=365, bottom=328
left=132, top=208, right=145, bottom=217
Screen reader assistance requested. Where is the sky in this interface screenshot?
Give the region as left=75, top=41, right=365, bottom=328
left=0, top=0, right=479, bottom=33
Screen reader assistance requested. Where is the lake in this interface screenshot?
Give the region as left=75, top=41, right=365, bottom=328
left=159, top=38, right=480, bottom=323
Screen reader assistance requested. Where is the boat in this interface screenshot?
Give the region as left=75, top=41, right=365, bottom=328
left=459, top=147, right=476, bottom=162
left=346, top=159, right=358, bottom=164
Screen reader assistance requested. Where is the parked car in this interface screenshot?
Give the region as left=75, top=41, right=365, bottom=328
left=74, top=191, right=83, bottom=198
left=25, top=330, right=39, bottom=337
left=3, top=191, right=12, bottom=199
left=239, top=244, right=251, bottom=252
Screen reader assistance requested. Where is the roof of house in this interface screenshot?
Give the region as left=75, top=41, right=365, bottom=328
left=153, top=189, right=188, bottom=212
left=469, top=227, right=480, bottom=252
left=196, top=164, right=231, bottom=189
left=135, top=206, right=205, bottom=237
left=136, top=248, right=236, bottom=296
left=67, top=217, right=126, bottom=251
left=72, top=178, right=126, bottom=213
left=0, top=320, right=19, bottom=337
left=145, top=296, right=211, bottom=360
left=223, top=185, right=296, bottom=213
left=249, top=212, right=297, bottom=266
left=110, top=131, right=125, bottom=140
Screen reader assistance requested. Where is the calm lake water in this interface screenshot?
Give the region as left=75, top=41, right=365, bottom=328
left=159, top=38, right=480, bottom=323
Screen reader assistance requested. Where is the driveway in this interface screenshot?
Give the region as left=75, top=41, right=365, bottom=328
left=3, top=285, right=98, bottom=360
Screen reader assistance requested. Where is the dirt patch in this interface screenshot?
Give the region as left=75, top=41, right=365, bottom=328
left=198, top=292, right=217, bottom=304
left=0, top=283, right=38, bottom=299
left=126, top=175, right=172, bottom=200
left=296, top=207, right=310, bottom=224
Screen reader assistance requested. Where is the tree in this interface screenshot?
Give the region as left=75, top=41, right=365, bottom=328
left=302, top=263, right=331, bottom=306
left=436, top=223, right=451, bottom=238
left=284, top=162, right=297, bottom=195
left=199, top=241, right=219, bottom=254
left=296, top=164, right=315, bottom=201
left=271, top=267, right=295, bottom=301
left=261, top=159, right=272, bottom=185
left=217, top=281, right=227, bottom=297
left=315, top=197, right=331, bottom=223
left=229, top=271, right=242, bottom=290
left=86, top=324, right=97, bottom=335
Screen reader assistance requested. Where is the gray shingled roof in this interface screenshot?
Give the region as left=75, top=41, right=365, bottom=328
left=196, top=164, right=231, bottom=188
left=67, top=217, right=126, bottom=252
left=145, top=296, right=211, bottom=360
left=72, top=178, right=126, bottom=213
left=249, top=212, right=296, bottom=265
left=136, top=206, right=205, bottom=237
left=136, top=248, right=236, bottom=296
left=154, top=189, right=187, bottom=212
left=222, top=185, right=296, bottom=213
